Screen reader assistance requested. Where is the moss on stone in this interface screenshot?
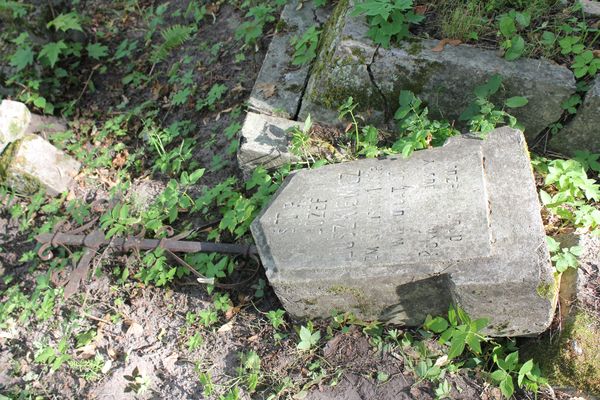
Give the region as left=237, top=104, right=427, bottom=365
left=327, top=285, right=368, bottom=313
left=537, top=272, right=560, bottom=302
left=524, top=310, right=600, bottom=396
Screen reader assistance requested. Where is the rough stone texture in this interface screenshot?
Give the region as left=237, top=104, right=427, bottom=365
left=252, top=127, right=555, bottom=336
left=247, top=0, right=330, bottom=119
left=238, top=112, right=301, bottom=177
left=299, top=2, right=576, bottom=143
left=0, top=134, right=80, bottom=196
left=26, top=114, right=69, bottom=138
left=550, top=77, right=600, bottom=155
left=0, top=100, right=31, bottom=154
left=579, top=0, right=600, bottom=17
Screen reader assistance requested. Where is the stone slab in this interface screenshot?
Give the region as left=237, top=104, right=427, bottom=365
left=550, top=77, right=600, bottom=155
left=248, top=0, right=330, bottom=119
left=26, top=114, right=68, bottom=137
left=237, top=112, right=300, bottom=178
left=0, top=100, right=31, bottom=154
left=251, top=127, right=555, bottom=336
left=0, top=134, right=81, bottom=196
left=299, top=2, right=576, bottom=143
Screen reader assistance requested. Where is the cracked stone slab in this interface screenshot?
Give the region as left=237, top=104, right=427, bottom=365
left=550, top=77, right=600, bottom=155
left=0, top=100, right=31, bottom=154
left=300, top=2, right=576, bottom=142
left=0, top=134, right=81, bottom=196
left=251, top=127, right=555, bottom=336
left=237, top=112, right=300, bottom=178
left=248, top=0, right=331, bottom=119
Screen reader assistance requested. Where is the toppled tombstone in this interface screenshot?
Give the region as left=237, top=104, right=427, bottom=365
left=252, top=127, right=556, bottom=336
left=298, top=1, right=576, bottom=143
left=0, top=100, right=31, bottom=153
left=0, top=134, right=80, bottom=196
left=26, top=113, right=69, bottom=138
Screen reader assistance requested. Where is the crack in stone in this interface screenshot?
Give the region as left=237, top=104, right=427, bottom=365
left=293, top=7, right=326, bottom=121
left=366, top=45, right=390, bottom=123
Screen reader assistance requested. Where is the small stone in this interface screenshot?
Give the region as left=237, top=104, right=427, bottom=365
left=251, top=127, right=555, bottom=336
left=0, top=134, right=81, bottom=196
left=237, top=112, right=300, bottom=178
left=0, top=100, right=31, bottom=154
left=550, top=77, right=600, bottom=155
left=579, top=0, right=600, bottom=17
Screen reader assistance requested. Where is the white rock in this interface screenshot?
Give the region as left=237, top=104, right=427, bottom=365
left=0, top=100, right=31, bottom=154
left=0, top=134, right=80, bottom=196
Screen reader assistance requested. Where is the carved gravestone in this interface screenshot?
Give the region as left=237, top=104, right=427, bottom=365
left=251, top=127, right=556, bottom=336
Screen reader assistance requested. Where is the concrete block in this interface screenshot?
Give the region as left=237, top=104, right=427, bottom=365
left=299, top=2, right=576, bottom=143
left=237, top=112, right=300, bottom=178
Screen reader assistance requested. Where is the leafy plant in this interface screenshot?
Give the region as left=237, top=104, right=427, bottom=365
left=546, top=236, right=581, bottom=272
left=235, top=5, right=276, bottom=48
left=351, top=0, right=424, bottom=48
left=150, top=24, right=194, bottom=67
left=498, top=10, right=530, bottom=60
left=291, top=25, right=321, bottom=65
left=297, top=323, right=321, bottom=351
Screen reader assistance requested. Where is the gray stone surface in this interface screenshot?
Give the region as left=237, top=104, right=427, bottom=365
left=252, top=127, right=555, bottom=336
left=550, top=77, right=600, bottom=155
left=0, top=100, right=31, bottom=154
left=238, top=112, right=300, bottom=177
left=299, top=2, right=576, bottom=142
left=26, top=113, right=68, bottom=138
left=0, top=134, right=81, bottom=196
left=579, top=0, right=600, bottom=17
left=248, top=0, right=330, bottom=119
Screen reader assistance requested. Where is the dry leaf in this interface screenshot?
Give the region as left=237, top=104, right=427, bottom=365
left=414, top=5, right=428, bottom=14
left=431, top=39, right=462, bottom=52
left=101, top=359, right=112, bottom=374
left=112, top=149, right=129, bottom=169
left=162, top=353, right=178, bottom=374
left=593, top=49, right=600, bottom=58
left=218, top=318, right=236, bottom=333
left=77, top=343, right=97, bottom=359
left=247, top=334, right=259, bottom=342
left=344, top=123, right=354, bottom=133
left=256, top=82, right=277, bottom=98
left=126, top=321, right=144, bottom=338
left=225, top=306, right=241, bottom=320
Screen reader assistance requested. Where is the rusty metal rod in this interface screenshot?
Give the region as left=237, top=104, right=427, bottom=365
left=35, top=232, right=258, bottom=255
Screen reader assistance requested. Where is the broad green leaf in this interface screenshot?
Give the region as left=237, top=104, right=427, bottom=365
left=10, top=46, right=34, bottom=71
left=38, top=41, right=67, bottom=68
left=424, top=316, right=449, bottom=333
left=47, top=12, right=83, bottom=32
left=86, top=43, right=109, bottom=60
left=518, top=359, right=534, bottom=386
left=505, top=96, right=528, bottom=108
left=475, top=75, right=502, bottom=98
left=490, top=369, right=507, bottom=382
left=447, top=332, right=467, bottom=359
left=500, top=376, right=515, bottom=398
left=505, top=36, right=525, bottom=61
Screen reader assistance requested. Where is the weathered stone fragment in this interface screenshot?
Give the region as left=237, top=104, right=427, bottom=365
left=300, top=3, right=576, bottom=142
left=252, top=127, right=555, bottom=336
left=579, top=0, right=600, bottom=17
left=248, top=0, right=330, bottom=119
left=0, top=100, right=31, bottom=154
left=550, top=77, right=600, bottom=155
left=26, top=114, right=68, bottom=137
left=0, top=134, right=80, bottom=196
left=238, top=112, right=300, bottom=177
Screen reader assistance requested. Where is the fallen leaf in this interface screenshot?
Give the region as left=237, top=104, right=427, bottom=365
left=76, top=343, right=97, bottom=359
left=344, top=122, right=354, bottom=133
left=414, top=5, right=428, bottom=14
left=126, top=321, right=144, bottom=338
left=162, top=353, right=178, bottom=374
left=218, top=318, right=236, bottom=333
left=101, top=359, right=112, bottom=374
left=256, top=82, right=277, bottom=98
left=225, top=306, right=240, bottom=320
left=112, top=149, right=129, bottom=169
left=247, top=335, right=259, bottom=342
left=431, top=39, right=463, bottom=52
left=593, top=49, right=600, bottom=58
